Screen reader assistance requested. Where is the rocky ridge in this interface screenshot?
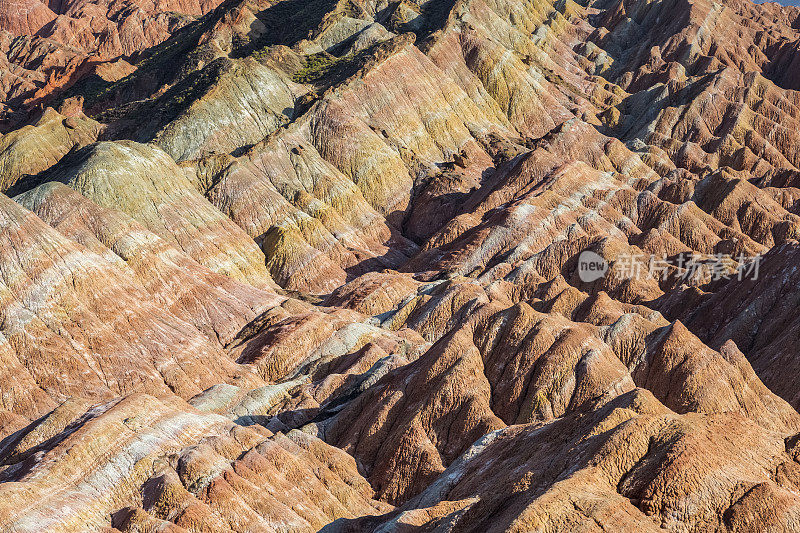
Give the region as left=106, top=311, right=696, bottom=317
left=3, top=0, right=800, bottom=530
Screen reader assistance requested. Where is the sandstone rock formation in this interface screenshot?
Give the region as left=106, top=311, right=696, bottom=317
left=3, top=0, right=800, bottom=530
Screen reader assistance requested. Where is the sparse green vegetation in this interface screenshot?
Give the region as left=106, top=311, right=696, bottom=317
left=58, top=10, right=215, bottom=114
left=59, top=74, right=118, bottom=112
left=232, top=0, right=338, bottom=58
left=340, top=0, right=361, bottom=18
left=251, top=46, right=272, bottom=62
left=292, top=52, right=354, bottom=84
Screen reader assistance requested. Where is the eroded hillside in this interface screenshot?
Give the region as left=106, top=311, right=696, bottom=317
left=3, top=0, right=800, bottom=530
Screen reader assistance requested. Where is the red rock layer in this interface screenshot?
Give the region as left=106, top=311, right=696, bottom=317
left=1, top=0, right=800, bottom=530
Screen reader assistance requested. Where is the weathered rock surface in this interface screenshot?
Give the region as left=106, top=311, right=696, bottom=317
left=0, top=191, right=262, bottom=418
left=0, top=105, right=100, bottom=191
left=29, top=140, right=275, bottom=288
left=0, top=394, right=390, bottom=532
left=3, top=0, right=800, bottom=530
left=0, top=0, right=224, bottom=126
left=15, top=181, right=278, bottom=346
left=333, top=389, right=800, bottom=532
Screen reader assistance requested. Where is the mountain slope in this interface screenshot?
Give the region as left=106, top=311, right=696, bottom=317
left=3, top=0, right=800, bottom=531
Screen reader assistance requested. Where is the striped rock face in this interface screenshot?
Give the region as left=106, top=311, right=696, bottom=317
left=4, top=0, right=800, bottom=531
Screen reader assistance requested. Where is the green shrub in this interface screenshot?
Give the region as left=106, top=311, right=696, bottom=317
left=292, top=52, right=354, bottom=84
